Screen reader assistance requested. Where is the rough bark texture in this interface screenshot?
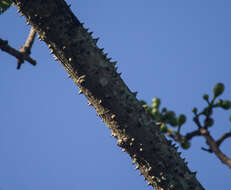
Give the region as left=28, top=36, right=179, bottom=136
left=13, top=0, right=205, bottom=189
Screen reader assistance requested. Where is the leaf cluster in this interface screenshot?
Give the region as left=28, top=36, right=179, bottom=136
left=141, top=83, right=231, bottom=150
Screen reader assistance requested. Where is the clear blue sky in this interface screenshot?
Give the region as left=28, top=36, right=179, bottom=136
left=0, top=1, right=231, bottom=189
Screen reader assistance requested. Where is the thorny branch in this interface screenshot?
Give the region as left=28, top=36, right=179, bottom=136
left=11, top=0, right=205, bottom=189
left=1, top=0, right=230, bottom=188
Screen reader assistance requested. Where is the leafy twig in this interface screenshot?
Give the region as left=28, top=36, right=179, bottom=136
left=141, top=83, right=231, bottom=168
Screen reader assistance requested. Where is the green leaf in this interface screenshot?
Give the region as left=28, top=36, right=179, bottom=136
left=192, top=107, right=197, bottom=114
left=161, top=107, right=167, bottom=113
left=160, top=123, right=168, bottom=133
left=142, top=104, right=152, bottom=115
left=213, top=83, right=224, bottom=98
left=181, top=141, right=191, bottom=149
left=0, top=0, right=12, bottom=14
left=140, top=100, right=147, bottom=105
left=152, top=97, right=161, bottom=109
left=205, top=118, right=214, bottom=127
left=177, top=114, right=186, bottom=127
left=168, top=117, right=178, bottom=127
left=151, top=108, right=159, bottom=116
left=221, top=100, right=231, bottom=110
left=203, top=94, right=209, bottom=101
left=165, top=111, right=175, bottom=120
left=216, top=99, right=223, bottom=106
left=202, top=107, right=213, bottom=116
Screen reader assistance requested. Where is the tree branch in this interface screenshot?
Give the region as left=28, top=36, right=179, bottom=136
left=12, top=0, right=204, bottom=189
left=164, top=109, right=231, bottom=168
left=217, top=132, right=231, bottom=147
left=193, top=116, right=231, bottom=167
left=200, top=128, right=231, bottom=167
left=168, top=129, right=201, bottom=142
left=0, top=38, right=36, bottom=67
left=201, top=131, right=231, bottom=153
left=185, top=130, right=201, bottom=141
left=17, top=26, right=36, bottom=69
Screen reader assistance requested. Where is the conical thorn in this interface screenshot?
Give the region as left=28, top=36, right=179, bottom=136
left=93, top=38, right=99, bottom=44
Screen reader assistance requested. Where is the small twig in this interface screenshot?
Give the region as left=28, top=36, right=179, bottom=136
left=216, top=132, right=231, bottom=147
left=192, top=114, right=231, bottom=168
left=201, top=147, right=213, bottom=153
left=193, top=116, right=203, bottom=129
left=166, top=129, right=201, bottom=143
left=201, top=129, right=231, bottom=168
left=17, top=27, right=36, bottom=69
left=185, top=130, right=201, bottom=141
left=0, top=38, right=36, bottom=67
left=201, top=131, right=231, bottom=153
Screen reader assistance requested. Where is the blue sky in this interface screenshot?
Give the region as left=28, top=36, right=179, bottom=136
left=0, top=0, right=231, bottom=189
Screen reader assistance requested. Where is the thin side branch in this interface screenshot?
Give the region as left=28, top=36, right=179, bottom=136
left=201, top=128, right=231, bottom=167
left=202, top=131, right=231, bottom=153
left=166, top=127, right=201, bottom=143
left=166, top=113, right=231, bottom=168
left=217, top=132, right=231, bottom=147
left=17, top=27, right=36, bottom=69
left=185, top=130, right=201, bottom=141
left=0, top=38, right=36, bottom=67
left=193, top=116, right=231, bottom=168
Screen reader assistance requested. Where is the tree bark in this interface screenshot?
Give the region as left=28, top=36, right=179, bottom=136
left=13, top=0, right=205, bottom=189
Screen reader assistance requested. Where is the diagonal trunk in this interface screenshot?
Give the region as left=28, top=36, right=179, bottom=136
left=13, top=0, right=205, bottom=189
